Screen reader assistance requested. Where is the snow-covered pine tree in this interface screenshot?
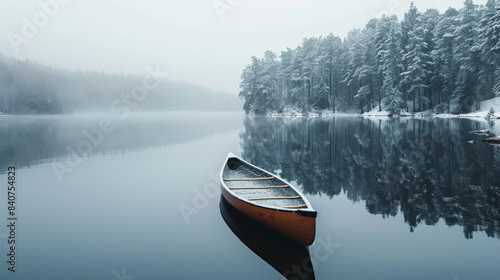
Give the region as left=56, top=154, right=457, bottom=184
left=421, top=9, right=440, bottom=110
left=454, top=0, right=481, bottom=113
left=477, top=0, right=499, bottom=100
left=432, top=8, right=460, bottom=113
left=239, top=56, right=261, bottom=114
left=315, top=34, right=343, bottom=112
left=341, top=29, right=367, bottom=111
left=376, top=15, right=404, bottom=113
left=488, top=1, right=500, bottom=91
left=261, top=50, right=281, bottom=112
left=289, top=46, right=306, bottom=111
left=400, top=2, right=432, bottom=113
left=279, top=48, right=294, bottom=109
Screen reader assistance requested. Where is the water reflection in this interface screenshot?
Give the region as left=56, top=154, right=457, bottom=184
left=0, top=112, right=243, bottom=172
left=219, top=196, right=315, bottom=279
left=240, top=117, right=500, bottom=239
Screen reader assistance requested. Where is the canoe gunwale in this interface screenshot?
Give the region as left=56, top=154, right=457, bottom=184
left=220, top=153, right=317, bottom=218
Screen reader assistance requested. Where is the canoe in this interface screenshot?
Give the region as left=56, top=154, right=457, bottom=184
left=219, top=196, right=315, bottom=279
left=481, top=137, right=500, bottom=145
left=468, top=129, right=490, bottom=135
left=220, top=153, right=317, bottom=246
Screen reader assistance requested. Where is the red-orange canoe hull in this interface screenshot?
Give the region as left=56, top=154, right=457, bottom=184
left=221, top=187, right=316, bottom=245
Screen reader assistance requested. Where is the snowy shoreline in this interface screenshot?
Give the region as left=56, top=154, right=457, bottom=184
left=364, top=96, right=500, bottom=119
left=261, top=96, right=500, bottom=120
left=362, top=110, right=500, bottom=119
left=262, top=111, right=500, bottom=119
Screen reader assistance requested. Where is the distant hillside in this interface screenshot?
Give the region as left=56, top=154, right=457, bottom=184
left=0, top=53, right=242, bottom=114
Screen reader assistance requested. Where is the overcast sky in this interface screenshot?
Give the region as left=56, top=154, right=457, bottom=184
left=0, top=0, right=489, bottom=94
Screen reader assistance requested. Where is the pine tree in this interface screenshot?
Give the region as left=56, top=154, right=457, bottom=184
left=341, top=29, right=364, bottom=110
left=239, top=56, right=261, bottom=114
left=376, top=15, right=404, bottom=113
left=454, top=0, right=480, bottom=113
left=400, top=2, right=432, bottom=112
left=433, top=8, right=460, bottom=113
left=364, top=19, right=382, bottom=111
left=421, top=9, right=440, bottom=110
left=321, top=34, right=343, bottom=112
left=483, top=1, right=500, bottom=92
left=477, top=1, right=498, bottom=100
left=279, top=48, right=294, bottom=107
left=494, top=2, right=500, bottom=87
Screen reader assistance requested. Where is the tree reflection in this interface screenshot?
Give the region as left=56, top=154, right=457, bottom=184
left=0, top=113, right=242, bottom=172
left=240, top=116, right=500, bottom=239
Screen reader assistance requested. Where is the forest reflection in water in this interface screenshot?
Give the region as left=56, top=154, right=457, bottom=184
left=240, top=116, right=500, bottom=239
left=0, top=112, right=243, bottom=172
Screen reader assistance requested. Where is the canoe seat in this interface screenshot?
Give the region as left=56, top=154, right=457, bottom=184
left=223, top=177, right=275, bottom=182
left=229, top=185, right=289, bottom=190
left=282, top=204, right=308, bottom=209
left=248, top=196, right=301, bottom=201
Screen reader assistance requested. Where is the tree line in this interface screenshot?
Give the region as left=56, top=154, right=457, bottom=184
left=0, top=54, right=242, bottom=114
left=240, top=0, right=500, bottom=115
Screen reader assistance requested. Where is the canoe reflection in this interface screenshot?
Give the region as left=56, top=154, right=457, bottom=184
left=219, top=196, right=315, bottom=280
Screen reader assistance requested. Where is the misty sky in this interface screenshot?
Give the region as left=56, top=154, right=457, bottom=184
left=0, top=0, right=489, bottom=94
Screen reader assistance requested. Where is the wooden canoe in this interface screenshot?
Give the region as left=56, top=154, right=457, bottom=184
left=220, top=153, right=317, bottom=246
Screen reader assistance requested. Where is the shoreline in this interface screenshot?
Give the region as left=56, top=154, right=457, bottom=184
left=251, top=111, right=500, bottom=120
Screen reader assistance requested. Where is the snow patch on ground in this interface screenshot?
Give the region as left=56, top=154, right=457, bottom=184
left=480, top=96, right=500, bottom=112
left=320, top=110, right=360, bottom=117
left=267, top=108, right=360, bottom=118
left=434, top=111, right=491, bottom=119
left=489, top=119, right=500, bottom=136
left=438, top=96, right=500, bottom=119
left=362, top=108, right=391, bottom=117
left=361, top=96, right=500, bottom=119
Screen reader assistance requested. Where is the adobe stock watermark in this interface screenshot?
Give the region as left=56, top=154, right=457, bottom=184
left=213, top=0, right=243, bottom=21
left=7, top=0, right=71, bottom=54
left=51, top=65, right=169, bottom=183
left=178, top=172, right=219, bottom=224
left=281, top=235, right=340, bottom=280
left=371, top=0, right=403, bottom=18
left=111, top=267, right=135, bottom=280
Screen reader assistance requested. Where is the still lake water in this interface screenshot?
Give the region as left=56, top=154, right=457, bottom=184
left=0, top=112, right=499, bottom=280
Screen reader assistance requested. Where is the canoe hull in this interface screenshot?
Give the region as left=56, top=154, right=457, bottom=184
left=221, top=186, right=316, bottom=246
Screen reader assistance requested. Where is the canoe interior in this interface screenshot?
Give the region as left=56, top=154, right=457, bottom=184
left=223, top=157, right=308, bottom=209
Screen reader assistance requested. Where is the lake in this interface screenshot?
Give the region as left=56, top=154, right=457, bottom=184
left=0, top=112, right=499, bottom=280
